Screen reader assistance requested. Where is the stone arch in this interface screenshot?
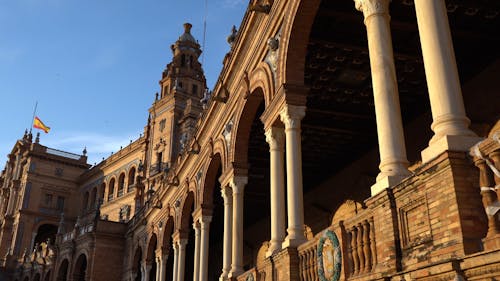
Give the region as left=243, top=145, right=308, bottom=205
left=279, top=0, right=322, bottom=85
left=132, top=246, right=142, bottom=280
left=249, top=62, right=275, bottom=106
left=72, top=253, right=88, bottom=281
left=32, top=223, right=58, bottom=249
left=118, top=172, right=126, bottom=197
left=178, top=191, right=195, bottom=232
left=145, top=233, right=158, bottom=263
left=200, top=153, right=222, bottom=207
left=107, top=177, right=116, bottom=201
left=160, top=216, right=175, bottom=250
left=231, top=88, right=266, bottom=164
left=212, top=137, right=229, bottom=173
left=128, top=166, right=137, bottom=187
left=56, top=258, right=69, bottom=281
left=83, top=191, right=89, bottom=211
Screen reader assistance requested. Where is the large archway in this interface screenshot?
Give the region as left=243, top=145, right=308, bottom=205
left=57, top=259, right=69, bottom=281
left=33, top=224, right=57, bottom=248
left=161, top=217, right=175, bottom=281
left=200, top=153, right=224, bottom=280
left=73, top=254, right=87, bottom=281
left=132, top=247, right=142, bottom=281
left=232, top=88, right=271, bottom=269
left=146, top=234, right=158, bottom=281
left=179, top=191, right=195, bottom=281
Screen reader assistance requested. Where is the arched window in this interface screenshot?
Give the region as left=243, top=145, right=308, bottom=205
left=181, top=54, right=186, bottom=67
left=108, top=178, right=115, bottom=201
left=128, top=167, right=136, bottom=192
left=118, top=173, right=125, bottom=197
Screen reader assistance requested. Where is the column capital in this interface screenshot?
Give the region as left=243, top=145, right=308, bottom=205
left=229, top=176, right=248, bottom=194
left=220, top=185, right=233, bottom=203
left=199, top=215, right=212, bottom=224
left=354, top=0, right=390, bottom=20
left=265, top=127, right=285, bottom=151
left=193, top=220, right=201, bottom=230
left=279, top=105, right=306, bottom=130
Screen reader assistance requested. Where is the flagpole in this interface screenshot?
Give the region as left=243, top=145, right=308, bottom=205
left=30, top=101, right=38, bottom=132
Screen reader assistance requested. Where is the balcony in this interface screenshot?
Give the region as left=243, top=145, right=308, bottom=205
left=149, top=162, right=169, bottom=176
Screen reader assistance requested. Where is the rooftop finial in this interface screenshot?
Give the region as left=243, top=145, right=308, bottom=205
left=184, top=23, right=192, bottom=34
left=35, top=132, right=40, bottom=144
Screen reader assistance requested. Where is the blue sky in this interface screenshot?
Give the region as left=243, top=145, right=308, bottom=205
left=0, top=0, right=247, bottom=168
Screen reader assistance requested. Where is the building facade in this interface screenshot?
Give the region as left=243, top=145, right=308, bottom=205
left=1, top=0, right=500, bottom=280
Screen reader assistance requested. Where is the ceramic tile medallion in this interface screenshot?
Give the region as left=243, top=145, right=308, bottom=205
left=317, top=230, right=341, bottom=281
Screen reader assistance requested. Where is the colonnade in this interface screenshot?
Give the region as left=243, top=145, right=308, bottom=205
left=135, top=0, right=476, bottom=280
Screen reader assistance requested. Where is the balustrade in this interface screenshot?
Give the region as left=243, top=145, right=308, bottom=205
left=343, top=217, right=377, bottom=277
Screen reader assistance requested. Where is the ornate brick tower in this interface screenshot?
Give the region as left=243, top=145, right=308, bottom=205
left=146, top=23, right=206, bottom=179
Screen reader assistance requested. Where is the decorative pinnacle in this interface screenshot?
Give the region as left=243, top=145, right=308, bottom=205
left=183, top=23, right=192, bottom=34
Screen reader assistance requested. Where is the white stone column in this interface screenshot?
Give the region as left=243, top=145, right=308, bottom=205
left=159, top=253, right=168, bottom=281
left=280, top=105, right=307, bottom=248
left=220, top=186, right=233, bottom=281
left=172, top=241, right=179, bottom=281
left=354, top=0, right=411, bottom=195
left=265, top=126, right=286, bottom=257
left=199, top=216, right=212, bottom=281
left=155, top=256, right=161, bottom=281
left=177, top=239, right=188, bottom=281
left=193, top=221, right=201, bottom=281
left=414, top=0, right=479, bottom=162
left=228, top=176, right=247, bottom=278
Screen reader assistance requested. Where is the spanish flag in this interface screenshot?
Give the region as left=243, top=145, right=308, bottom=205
left=33, top=117, right=50, bottom=133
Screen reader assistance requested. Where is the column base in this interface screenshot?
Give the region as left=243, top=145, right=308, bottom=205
left=265, top=240, right=282, bottom=258
left=421, top=135, right=482, bottom=163
left=282, top=233, right=307, bottom=249
left=228, top=268, right=244, bottom=279
left=371, top=174, right=408, bottom=196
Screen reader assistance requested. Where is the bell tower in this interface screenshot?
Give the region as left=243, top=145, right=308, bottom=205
left=147, top=23, right=206, bottom=177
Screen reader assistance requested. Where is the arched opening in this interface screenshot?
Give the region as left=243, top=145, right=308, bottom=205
left=82, top=192, right=89, bottom=211
left=146, top=234, right=158, bottom=281
left=33, top=224, right=57, bottom=248
left=181, top=54, right=186, bottom=67
left=118, top=173, right=125, bottom=197
left=73, top=254, right=87, bottom=281
left=161, top=218, right=175, bottom=281
left=33, top=273, right=41, bottom=281
left=44, top=271, right=51, bottom=281
left=201, top=154, right=224, bottom=280
left=90, top=187, right=97, bottom=210
left=108, top=178, right=115, bottom=201
left=57, top=259, right=69, bottom=281
left=128, top=167, right=136, bottom=192
left=232, top=89, right=271, bottom=270
left=132, top=247, right=142, bottom=281
left=179, top=191, right=195, bottom=281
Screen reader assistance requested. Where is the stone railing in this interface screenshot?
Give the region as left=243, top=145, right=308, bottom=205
left=471, top=131, right=500, bottom=250
left=298, top=238, right=319, bottom=281
left=341, top=216, right=377, bottom=277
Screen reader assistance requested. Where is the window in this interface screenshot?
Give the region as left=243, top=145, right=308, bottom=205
left=29, top=163, right=36, bottom=173
left=159, top=119, right=166, bottom=132
left=44, top=194, right=53, bottom=207
left=192, top=84, right=198, bottom=96
left=181, top=54, right=186, bottom=67
left=56, top=196, right=65, bottom=211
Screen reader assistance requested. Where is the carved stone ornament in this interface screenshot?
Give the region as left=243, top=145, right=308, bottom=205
left=354, top=0, right=389, bottom=19
left=317, top=230, right=342, bottom=281
left=279, top=105, right=306, bottom=130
